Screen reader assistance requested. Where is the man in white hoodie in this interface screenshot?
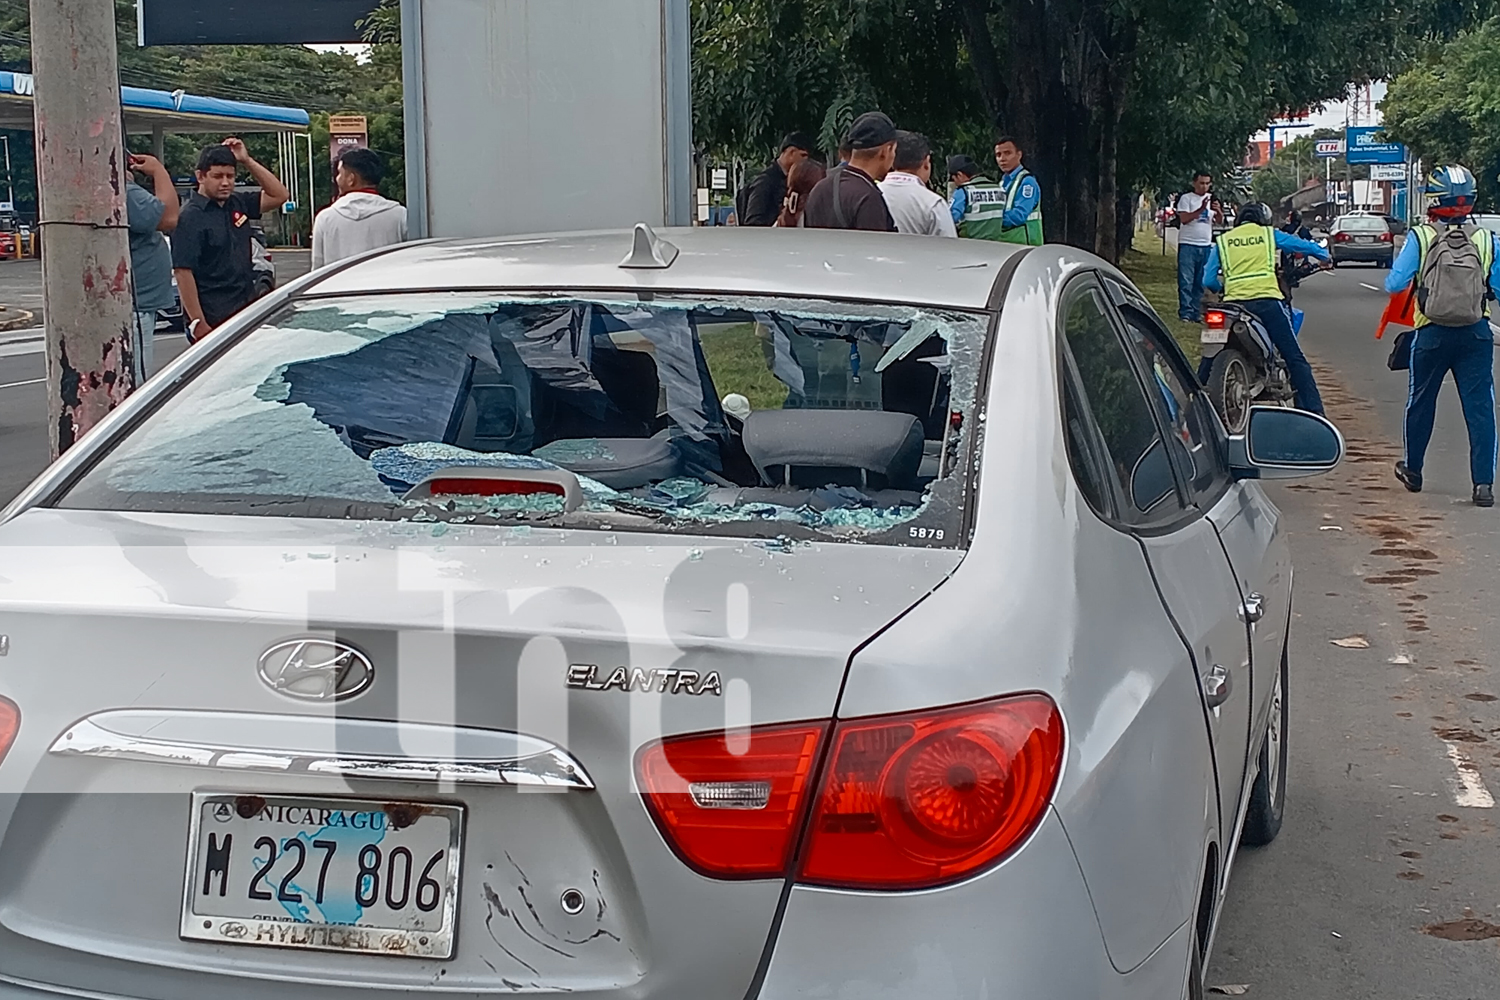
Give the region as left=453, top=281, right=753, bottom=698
left=312, top=148, right=407, bottom=268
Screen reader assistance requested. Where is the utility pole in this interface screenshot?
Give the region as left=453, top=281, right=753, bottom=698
left=30, top=0, right=135, bottom=458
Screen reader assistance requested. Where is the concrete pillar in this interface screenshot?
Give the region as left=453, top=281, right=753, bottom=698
left=151, top=124, right=165, bottom=162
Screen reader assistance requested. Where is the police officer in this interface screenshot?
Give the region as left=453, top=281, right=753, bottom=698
left=1385, top=165, right=1500, bottom=507
left=1201, top=201, right=1331, bottom=413
left=952, top=135, right=1044, bottom=244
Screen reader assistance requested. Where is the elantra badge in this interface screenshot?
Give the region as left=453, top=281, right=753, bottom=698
left=566, top=664, right=722, bottom=696
left=257, top=637, right=374, bottom=701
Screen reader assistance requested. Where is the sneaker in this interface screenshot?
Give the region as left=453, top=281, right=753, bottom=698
left=1394, top=462, right=1423, bottom=493
left=1475, top=484, right=1495, bottom=507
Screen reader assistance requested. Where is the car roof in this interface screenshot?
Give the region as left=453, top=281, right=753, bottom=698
left=302, top=227, right=1027, bottom=311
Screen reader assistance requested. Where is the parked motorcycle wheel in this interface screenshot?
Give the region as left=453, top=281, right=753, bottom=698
left=1207, top=348, right=1254, bottom=434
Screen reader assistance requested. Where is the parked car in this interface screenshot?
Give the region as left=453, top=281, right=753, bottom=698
left=1329, top=212, right=1394, bottom=266
left=1471, top=213, right=1500, bottom=238
left=0, top=228, right=1343, bottom=1000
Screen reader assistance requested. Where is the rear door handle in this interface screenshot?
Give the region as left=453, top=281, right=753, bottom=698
left=1203, top=664, right=1233, bottom=709
left=1239, top=593, right=1265, bottom=624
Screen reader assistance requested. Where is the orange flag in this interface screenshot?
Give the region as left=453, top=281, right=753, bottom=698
left=1375, top=288, right=1416, bottom=339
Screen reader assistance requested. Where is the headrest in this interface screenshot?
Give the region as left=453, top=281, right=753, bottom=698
left=742, top=410, right=924, bottom=488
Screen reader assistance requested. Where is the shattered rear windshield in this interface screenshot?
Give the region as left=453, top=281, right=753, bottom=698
left=57, top=292, right=989, bottom=547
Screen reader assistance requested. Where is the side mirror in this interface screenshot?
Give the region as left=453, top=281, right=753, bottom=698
left=1228, top=406, right=1344, bottom=480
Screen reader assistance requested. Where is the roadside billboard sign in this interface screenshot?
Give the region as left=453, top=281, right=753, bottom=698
left=1369, top=163, right=1406, bottom=181
left=1345, top=127, right=1406, bottom=165
left=328, top=114, right=369, bottom=166
left=1315, top=139, right=1344, bottom=158
left=138, top=0, right=378, bottom=44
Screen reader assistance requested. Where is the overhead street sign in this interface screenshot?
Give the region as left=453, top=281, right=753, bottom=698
left=138, top=0, right=379, bottom=45
left=1315, top=139, right=1345, bottom=158
left=1345, top=127, right=1406, bottom=165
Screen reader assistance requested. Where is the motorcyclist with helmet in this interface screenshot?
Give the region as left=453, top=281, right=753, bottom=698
left=1200, top=201, right=1331, bottom=413
left=1385, top=164, right=1500, bottom=507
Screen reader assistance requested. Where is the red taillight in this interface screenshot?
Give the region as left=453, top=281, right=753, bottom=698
left=426, top=477, right=564, bottom=497
left=0, top=697, right=19, bottom=766
left=1379, top=232, right=1393, bottom=242
left=1204, top=309, right=1227, bottom=330
left=1334, top=232, right=1350, bottom=242
left=636, top=721, right=826, bottom=878
left=798, top=694, right=1063, bottom=890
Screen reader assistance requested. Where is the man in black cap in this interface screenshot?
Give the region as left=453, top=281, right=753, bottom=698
left=803, top=112, right=898, bottom=232
left=735, top=132, right=815, bottom=227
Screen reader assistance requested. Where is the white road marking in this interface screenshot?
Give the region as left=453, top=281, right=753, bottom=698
left=1442, top=740, right=1496, bottom=808
left=1359, top=282, right=1381, bottom=291
left=0, top=376, right=42, bottom=390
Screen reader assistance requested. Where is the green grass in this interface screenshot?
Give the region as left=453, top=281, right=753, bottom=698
left=697, top=322, right=790, bottom=411
left=1117, top=228, right=1201, bottom=362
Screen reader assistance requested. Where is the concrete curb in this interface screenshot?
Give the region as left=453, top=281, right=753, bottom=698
left=0, top=308, right=35, bottom=332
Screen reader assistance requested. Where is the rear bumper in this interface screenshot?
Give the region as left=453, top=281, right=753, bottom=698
left=755, top=810, right=1191, bottom=999
left=1331, top=244, right=1392, bottom=262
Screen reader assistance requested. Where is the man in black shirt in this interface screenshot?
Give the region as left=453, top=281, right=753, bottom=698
left=172, top=139, right=290, bottom=339
left=803, top=112, right=898, bottom=233
left=736, top=132, right=814, bottom=227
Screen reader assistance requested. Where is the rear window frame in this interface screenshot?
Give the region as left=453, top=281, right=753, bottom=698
left=1334, top=215, right=1388, bottom=233
left=41, top=286, right=1002, bottom=550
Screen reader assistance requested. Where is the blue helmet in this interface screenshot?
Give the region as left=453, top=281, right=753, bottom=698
left=1425, top=164, right=1476, bottom=218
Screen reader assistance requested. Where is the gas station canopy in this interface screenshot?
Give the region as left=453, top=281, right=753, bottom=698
left=0, top=70, right=310, bottom=134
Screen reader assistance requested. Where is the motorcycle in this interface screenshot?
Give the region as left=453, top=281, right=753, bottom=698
left=1199, top=249, right=1325, bottom=433
left=1199, top=303, right=1294, bottom=433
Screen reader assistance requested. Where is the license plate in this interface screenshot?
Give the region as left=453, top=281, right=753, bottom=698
left=1356, top=236, right=1374, bottom=243
left=181, top=793, right=463, bottom=958
left=1200, top=327, right=1229, bottom=345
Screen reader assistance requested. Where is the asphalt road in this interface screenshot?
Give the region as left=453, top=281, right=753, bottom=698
left=0, top=250, right=310, bottom=503
left=1206, top=266, right=1500, bottom=998
left=1, top=252, right=1499, bottom=996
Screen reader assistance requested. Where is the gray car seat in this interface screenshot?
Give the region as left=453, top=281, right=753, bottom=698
left=741, top=410, right=924, bottom=492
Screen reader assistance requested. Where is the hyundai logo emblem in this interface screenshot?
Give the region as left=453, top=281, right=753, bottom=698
left=257, top=637, right=374, bottom=701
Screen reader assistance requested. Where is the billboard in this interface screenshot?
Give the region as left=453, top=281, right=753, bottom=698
left=1345, top=127, right=1406, bottom=165
left=1369, top=163, right=1406, bottom=181
left=138, top=0, right=379, bottom=44
left=404, top=0, right=691, bottom=238
left=1314, top=139, right=1344, bottom=158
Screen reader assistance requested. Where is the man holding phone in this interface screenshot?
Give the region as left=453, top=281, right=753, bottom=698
left=125, top=153, right=178, bottom=385
left=1175, top=171, right=1218, bottom=322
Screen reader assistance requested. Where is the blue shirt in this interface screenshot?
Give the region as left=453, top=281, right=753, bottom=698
left=949, top=185, right=968, bottom=224
left=126, top=182, right=174, bottom=313
left=1202, top=227, right=1330, bottom=293
left=1000, top=166, right=1040, bottom=229
left=1384, top=224, right=1500, bottom=301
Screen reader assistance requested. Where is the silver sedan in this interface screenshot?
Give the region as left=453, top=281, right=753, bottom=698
left=0, top=227, right=1341, bottom=999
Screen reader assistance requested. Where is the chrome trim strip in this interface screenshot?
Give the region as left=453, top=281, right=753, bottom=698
left=48, top=713, right=593, bottom=790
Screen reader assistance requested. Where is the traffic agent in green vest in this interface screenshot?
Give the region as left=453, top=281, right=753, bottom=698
left=949, top=136, right=1044, bottom=245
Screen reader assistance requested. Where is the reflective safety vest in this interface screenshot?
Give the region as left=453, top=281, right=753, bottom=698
left=1411, top=222, right=1495, bottom=329
left=958, top=169, right=1044, bottom=245
left=1216, top=224, right=1282, bottom=301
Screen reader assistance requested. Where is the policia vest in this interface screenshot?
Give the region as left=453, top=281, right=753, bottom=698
left=1409, top=222, right=1494, bottom=329
left=958, top=169, right=1044, bottom=245
left=1215, top=224, right=1282, bottom=301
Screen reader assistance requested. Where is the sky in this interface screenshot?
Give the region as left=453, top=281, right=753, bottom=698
left=1253, top=82, right=1388, bottom=143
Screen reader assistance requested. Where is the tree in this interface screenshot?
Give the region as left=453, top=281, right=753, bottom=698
left=1381, top=18, right=1500, bottom=208
left=693, top=0, right=1490, bottom=261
